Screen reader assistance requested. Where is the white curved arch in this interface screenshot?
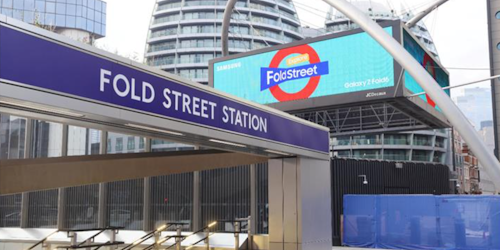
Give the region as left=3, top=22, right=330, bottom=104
left=221, top=0, right=500, bottom=190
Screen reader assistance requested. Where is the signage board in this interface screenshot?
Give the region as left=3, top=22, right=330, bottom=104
left=0, top=22, right=329, bottom=154
left=402, top=28, right=450, bottom=111
left=211, top=26, right=397, bottom=106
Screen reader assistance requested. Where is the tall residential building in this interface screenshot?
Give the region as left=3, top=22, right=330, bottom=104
left=325, top=1, right=439, bottom=58
left=145, top=0, right=304, bottom=85
left=0, top=0, right=106, bottom=44
left=324, top=1, right=450, bottom=167
left=453, top=87, right=493, bottom=131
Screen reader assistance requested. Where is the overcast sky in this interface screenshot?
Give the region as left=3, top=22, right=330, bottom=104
left=95, top=0, right=492, bottom=95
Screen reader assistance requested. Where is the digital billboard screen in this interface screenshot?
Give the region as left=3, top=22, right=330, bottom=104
left=403, top=29, right=450, bottom=110
left=211, top=27, right=396, bottom=106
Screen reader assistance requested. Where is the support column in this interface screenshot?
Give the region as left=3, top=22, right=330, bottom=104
left=268, top=157, right=332, bottom=250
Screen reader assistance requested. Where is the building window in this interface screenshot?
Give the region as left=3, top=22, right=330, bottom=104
left=116, top=138, right=123, bottom=152
left=127, top=136, right=135, bottom=150
left=139, top=138, right=145, bottom=150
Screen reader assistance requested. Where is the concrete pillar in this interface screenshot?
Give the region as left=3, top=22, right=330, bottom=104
left=268, top=157, right=332, bottom=250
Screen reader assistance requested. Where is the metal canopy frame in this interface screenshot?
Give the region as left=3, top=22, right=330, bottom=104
left=293, top=102, right=428, bottom=136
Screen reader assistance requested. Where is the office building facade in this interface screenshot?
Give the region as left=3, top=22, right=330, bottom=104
left=0, top=0, right=106, bottom=43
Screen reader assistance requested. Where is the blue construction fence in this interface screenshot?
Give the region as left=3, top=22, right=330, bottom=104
left=343, top=195, right=500, bottom=250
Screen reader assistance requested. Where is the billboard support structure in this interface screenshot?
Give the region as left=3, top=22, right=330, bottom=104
left=219, top=0, right=500, bottom=191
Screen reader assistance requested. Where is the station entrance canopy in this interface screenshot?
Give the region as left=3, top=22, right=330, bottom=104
left=0, top=16, right=329, bottom=191
left=210, top=21, right=451, bottom=136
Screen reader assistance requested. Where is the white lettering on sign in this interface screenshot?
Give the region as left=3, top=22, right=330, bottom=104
left=99, top=68, right=268, bottom=134
left=344, top=76, right=391, bottom=89
left=222, top=106, right=268, bottom=133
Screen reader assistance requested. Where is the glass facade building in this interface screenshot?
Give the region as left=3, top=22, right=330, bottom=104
left=0, top=0, right=106, bottom=40
left=145, top=0, right=304, bottom=84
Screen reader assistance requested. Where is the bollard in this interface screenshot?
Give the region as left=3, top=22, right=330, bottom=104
left=176, top=225, right=182, bottom=250
left=234, top=222, right=240, bottom=250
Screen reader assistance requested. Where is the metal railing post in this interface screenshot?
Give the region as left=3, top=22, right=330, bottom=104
left=176, top=225, right=182, bottom=250
left=234, top=222, right=240, bottom=250
left=204, top=227, right=210, bottom=250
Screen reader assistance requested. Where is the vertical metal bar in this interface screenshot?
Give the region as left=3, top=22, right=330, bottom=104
left=143, top=138, right=152, bottom=231
left=57, top=188, right=66, bottom=230
left=20, top=192, right=29, bottom=228
left=249, top=164, right=256, bottom=250
left=143, top=177, right=152, bottom=231
left=20, top=118, right=33, bottom=228
left=98, top=130, right=108, bottom=228
left=56, top=125, right=69, bottom=230
left=98, top=183, right=107, bottom=228
left=193, top=171, right=202, bottom=231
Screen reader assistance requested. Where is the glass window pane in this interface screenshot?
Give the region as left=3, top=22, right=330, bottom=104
left=32, top=120, right=62, bottom=158
left=13, top=0, right=23, bottom=9
left=67, top=3, right=76, bottom=15
left=24, top=10, right=35, bottom=23
left=0, top=114, right=27, bottom=160
left=76, top=4, right=82, bottom=16
left=2, top=0, right=13, bottom=8
left=35, top=0, right=44, bottom=12
left=56, top=2, right=65, bottom=14
left=95, top=0, right=101, bottom=11
left=67, top=126, right=101, bottom=156
left=56, top=14, right=65, bottom=26
left=13, top=9, right=23, bottom=20
left=107, top=133, right=146, bottom=154
left=1, top=8, right=13, bottom=17
left=66, top=15, right=76, bottom=27
left=76, top=16, right=85, bottom=29
left=87, top=7, right=94, bottom=19
left=88, top=0, right=95, bottom=9
left=25, top=0, right=35, bottom=9
left=87, top=19, right=93, bottom=32
left=46, top=2, right=55, bottom=13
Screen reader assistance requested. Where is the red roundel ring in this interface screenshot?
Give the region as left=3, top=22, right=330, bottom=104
left=423, top=54, right=437, bottom=108
left=269, top=45, right=321, bottom=102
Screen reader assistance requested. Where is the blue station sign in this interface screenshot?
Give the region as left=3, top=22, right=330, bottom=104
left=0, top=23, right=329, bottom=154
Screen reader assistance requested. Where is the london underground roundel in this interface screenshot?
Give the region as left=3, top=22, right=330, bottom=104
left=423, top=54, right=437, bottom=108
left=260, top=45, right=329, bottom=102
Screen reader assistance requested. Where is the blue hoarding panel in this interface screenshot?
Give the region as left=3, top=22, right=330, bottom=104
left=403, top=29, right=450, bottom=111
left=0, top=24, right=329, bottom=153
left=213, top=27, right=395, bottom=105
left=343, top=195, right=500, bottom=250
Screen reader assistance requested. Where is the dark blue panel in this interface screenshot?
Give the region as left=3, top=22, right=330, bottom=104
left=0, top=25, right=329, bottom=153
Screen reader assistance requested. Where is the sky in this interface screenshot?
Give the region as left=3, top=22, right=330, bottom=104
left=95, top=0, right=492, bottom=96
